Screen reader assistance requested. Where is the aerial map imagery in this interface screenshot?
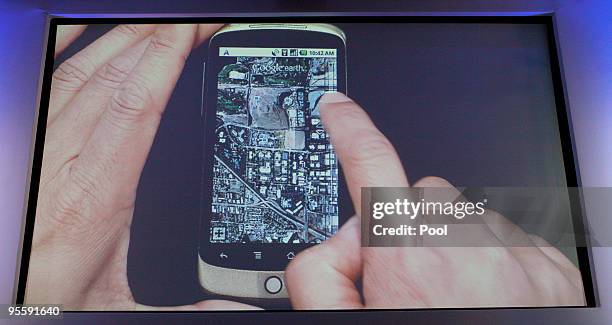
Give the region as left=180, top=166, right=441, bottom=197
left=210, top=50, right=339, bottom=244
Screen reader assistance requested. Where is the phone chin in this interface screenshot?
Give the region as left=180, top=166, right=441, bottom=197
left=198, top=254, right=288, bottom=299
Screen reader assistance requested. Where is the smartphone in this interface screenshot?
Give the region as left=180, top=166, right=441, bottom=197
left=198, top=23, right=347, bottom=299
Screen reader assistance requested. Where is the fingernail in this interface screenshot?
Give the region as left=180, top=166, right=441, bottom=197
left=318, top=91, right=351, bottom=105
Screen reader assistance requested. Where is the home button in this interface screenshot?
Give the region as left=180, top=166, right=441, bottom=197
left=264, top=276, right=283, bottom=294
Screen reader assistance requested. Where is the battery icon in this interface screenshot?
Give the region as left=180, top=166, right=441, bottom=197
left=299, top=49, right=308, bottom=56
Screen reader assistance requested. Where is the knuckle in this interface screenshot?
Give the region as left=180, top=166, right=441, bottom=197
left=149, top=32, right=179, bottom=53
left=49, top=170, right=101, bottom=230
left=69, top=167, right=104, bottom=206
left=93, top=56, right=134, bottom=89
left=115, top=24, right=144, bottom=37
left=108, top=79, right=154, bottom=124
left=50, top=193, right=84, bottom=228
left=148, top=30, right=189, bottom=62
left=52, top=56, right=95, bottom=91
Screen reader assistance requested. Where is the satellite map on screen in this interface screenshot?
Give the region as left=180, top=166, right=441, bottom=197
left=210, top=53, right=339, bottom=244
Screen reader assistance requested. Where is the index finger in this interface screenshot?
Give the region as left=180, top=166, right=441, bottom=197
left=320, top=92, right=419, bottom=308
left=319, top=92, right=410, bottom=210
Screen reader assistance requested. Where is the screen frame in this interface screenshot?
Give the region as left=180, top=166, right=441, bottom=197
left=14, top=15, right=598, bottom=309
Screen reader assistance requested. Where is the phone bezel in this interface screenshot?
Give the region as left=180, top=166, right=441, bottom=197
left=198, top=26, right=349, bottom=272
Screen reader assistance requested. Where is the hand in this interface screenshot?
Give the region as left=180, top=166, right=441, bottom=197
left=27, top=24, right=258, bottom=310
left=284, top=92, right=585, bottom=309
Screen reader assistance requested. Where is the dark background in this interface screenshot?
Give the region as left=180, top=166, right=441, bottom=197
left=56, top=21, right=573, bottom=307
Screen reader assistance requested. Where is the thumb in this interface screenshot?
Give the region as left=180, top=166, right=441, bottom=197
left=285, top=216, right=363, bottom=309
